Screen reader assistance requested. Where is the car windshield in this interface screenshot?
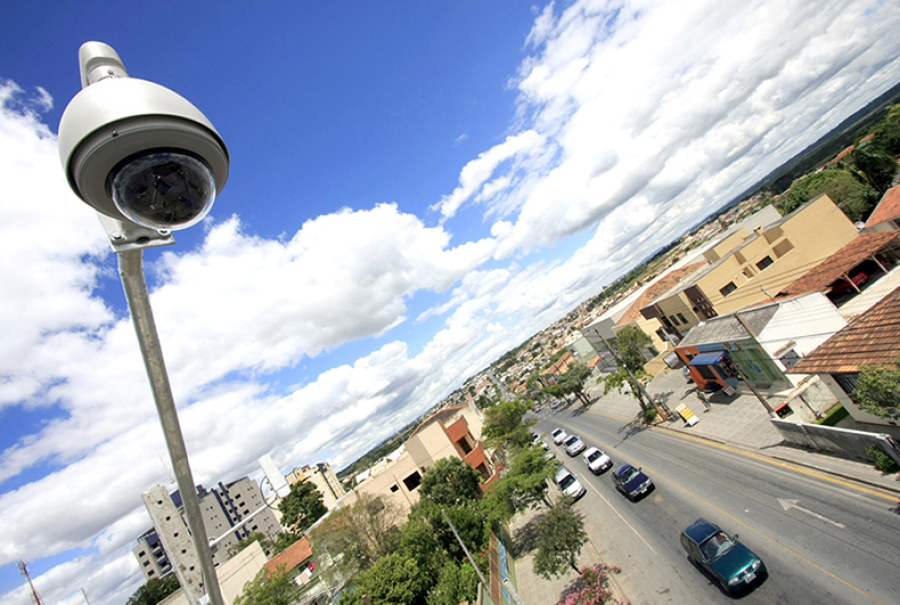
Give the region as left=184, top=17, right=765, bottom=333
left=587, top=451, right=601, bottom=463
left=558, top=474, right=576, bottom=489
left=700, top=531, right=735, bottom=560
left=565, top=436, right=578, bottom=446
left=619, top=467, right=640, bottom=482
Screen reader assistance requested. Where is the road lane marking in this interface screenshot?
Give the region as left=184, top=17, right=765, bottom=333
left=583, top=478, right=658, bottom=555
left=578, top=422, right=887, bottom=605
left=778, top=498, right=846, bottom=529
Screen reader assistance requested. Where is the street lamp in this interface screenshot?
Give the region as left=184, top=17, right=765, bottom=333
left=58, top=42, right=229, bottom=605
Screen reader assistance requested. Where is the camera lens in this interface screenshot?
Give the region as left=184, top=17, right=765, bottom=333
left=110, top=151, right=217, bottom=230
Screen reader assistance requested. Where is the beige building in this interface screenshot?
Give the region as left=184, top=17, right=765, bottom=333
left=343, top=401, right=492, bottom=516
left=639, top=195, right=859, bottom=341
left=285, top=462, right=346, bottom=511
left=158, top=541, right=268, bottom=605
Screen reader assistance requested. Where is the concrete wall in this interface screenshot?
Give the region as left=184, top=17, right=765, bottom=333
left=772, top=420, right=900, bottom=467
left=158, top=542, right=267, bottom=605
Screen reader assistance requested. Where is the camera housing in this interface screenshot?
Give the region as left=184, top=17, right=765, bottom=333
left=58, top=43, right=229, bottom=230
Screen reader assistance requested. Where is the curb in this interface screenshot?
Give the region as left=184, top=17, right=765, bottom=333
left=593, top=408, right=900, bottom=497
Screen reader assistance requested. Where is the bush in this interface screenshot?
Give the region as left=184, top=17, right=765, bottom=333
left=642, top=408, right=657, bottom=424
left=867, top=444, right=900, bottom=474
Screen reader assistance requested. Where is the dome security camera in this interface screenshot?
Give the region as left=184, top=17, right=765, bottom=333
left=58, top=42, right=229, bottom=230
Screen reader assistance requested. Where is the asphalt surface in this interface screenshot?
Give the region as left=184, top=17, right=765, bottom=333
left=508, top=368, right=900, bottom=605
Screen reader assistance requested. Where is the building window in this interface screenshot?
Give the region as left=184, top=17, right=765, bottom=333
left=719, top=282, right=737, bottom=297
left=756, top=256, right=774, bottom=271
left=403, top=471, right=422, bottom=491
left=390, top=484, right=399, bottom=493
left=669, top=315, right=680, bottom=326
left=773, top=239, right=794, bottom=258
left=143, top=561, right=150, bottom=567
left=833, top=373, right=858, bottom=396
left=147, top=570, right=154, bottom=577
left=677, top=313, right=688, bottom=324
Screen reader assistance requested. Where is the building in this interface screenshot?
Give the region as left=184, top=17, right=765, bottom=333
left=788, top=286, right=900, bottom=426
left=863, top=184, right=900, bottom=232
left=639, top=196, right=859, bottom=342
left=285, top=462, right=346, bottom=511
left=201, top=478, right=283, bottom=565
left=158, top=542, right=269, bottom=605
left=133, top=527, right=173, bottom=581
left=675, top=292, right=847, bottom=393
left=344, top=400, right=493, bottom=516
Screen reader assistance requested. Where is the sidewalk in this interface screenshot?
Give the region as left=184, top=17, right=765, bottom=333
left=584, top=367, right=900, bottom=495
left=510, top=367, right=900, bottom=604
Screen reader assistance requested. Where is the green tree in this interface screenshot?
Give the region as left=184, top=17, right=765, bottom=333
left=532, top=499, right=587, bottom=579
left=125, top=574, right=180, bottom=605
left=777, top=168, right=878, bottom=222
left=486, top=446, right=556, bottom=520
left=482, top=398, right=535, bottom=452
left=426, top=560, right=480, bottom=605
left=228, top=531, right=275, bottom=557
left=278, top=480, right=327, bottom=533
left=399, top=518, right=445, bottom=587
left=614, top=326, right=652, bottom=374
left=419, top=457, right=483, bottom=507
left=273, top=531, right=301, bottom=554
left=233, top=565, right=299, bottom=605
left=555, top=363, right=593, bottom=406
left=338, top=553, right=429, bottom=605
left=851, top=141, right=898, bottom=195
left=873, top=104, right=900, bottom=155
left=852, top=357, right=900, bottom=420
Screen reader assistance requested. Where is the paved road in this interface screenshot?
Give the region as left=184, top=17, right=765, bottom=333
left=535, top=409, right=900, bottom=605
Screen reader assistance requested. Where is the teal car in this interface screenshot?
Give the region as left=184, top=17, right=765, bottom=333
left=680, top=518, right=766, bottom=594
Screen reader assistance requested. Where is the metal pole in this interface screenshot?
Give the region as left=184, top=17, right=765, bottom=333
left=118, top=249, right=224, bottom=605
left=731, top=313, right=777, bottom=418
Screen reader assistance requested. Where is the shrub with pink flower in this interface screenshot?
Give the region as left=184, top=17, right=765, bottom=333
left=557, top=564, right=628, bottom=605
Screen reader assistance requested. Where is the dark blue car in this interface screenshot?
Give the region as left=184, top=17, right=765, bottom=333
left=611, top=463, right=653, bottom=500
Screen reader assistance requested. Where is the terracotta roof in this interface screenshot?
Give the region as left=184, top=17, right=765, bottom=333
left=264, top=537, right=313, bottom=576
left=777, top=232, right=898, bottom=298
left=865, top=186, right=900, bottom=229
left=788, top=286, right=900, bottom=374
left=617, top=261, right=706, bottom=326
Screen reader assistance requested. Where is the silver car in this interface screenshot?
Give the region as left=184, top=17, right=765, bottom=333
left=555, top=465, right=586, bottom=500
left=563, top=434, right=586, bottom=457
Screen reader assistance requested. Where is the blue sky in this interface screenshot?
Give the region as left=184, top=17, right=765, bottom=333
left=2, top=1, right=900, bottom=604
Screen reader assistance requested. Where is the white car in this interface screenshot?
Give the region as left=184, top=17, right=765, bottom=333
left=555, top=465, right=586, bottom=501
left=551, top=428, right=568, bottom=444
left=583, top=447, right=613, bottom=474
left=563, top=434, right=586, bottom=457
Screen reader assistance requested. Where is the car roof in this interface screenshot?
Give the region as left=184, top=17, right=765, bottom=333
left=613, top=463, right=633, bottom=476
left=683, top=518, right=719, bottom=543
left=552, top=428, right=563, bottom=434
left=584, top=447, right=600, bottom=456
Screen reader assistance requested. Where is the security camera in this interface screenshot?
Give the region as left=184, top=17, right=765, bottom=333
left=58, top=42, right=229, bottom=230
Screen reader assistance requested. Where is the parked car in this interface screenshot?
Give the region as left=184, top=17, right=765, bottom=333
left=611, top=463, right=654, bottom=500
left=680, top=518, right=766, bottom=594
left=551, top=428, right=568, bottom=444
left=550, top=399, right=561, bottom=410
left=831, top=271, right=868, bottom=295
left=554, top=465, right=586, bottom=501
left=563, top=434, right=586, bottom=456
left=583, top=447, right=613, bottom=474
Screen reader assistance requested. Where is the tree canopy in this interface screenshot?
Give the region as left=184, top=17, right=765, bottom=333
left=482, top=398, right=535, bottom=452
left=485, top=446, right=556, bottom=520
left=614, top=326, right=652, bottom=374
left=776, top=168, right=878, bottom=222
left=125, top=574, right=180, bottom=605
left=853, top=357, right=900, bottom=420
left=337, top=552, right=429, bottom=605
left=418, top=457, right=483, bottom=507
left=554, top=363, right=594, bottom=405
left=233, top=565, right=299, bottom=605
left=278, top=480, right=327, bottom=533
left=532, top=499, right=588, bottom=579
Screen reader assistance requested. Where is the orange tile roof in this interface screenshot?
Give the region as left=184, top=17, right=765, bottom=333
left=865, top=185, right=900, bottom=229
left=777, top=232, right=898, bottom=298
left=264, top=537, right=313, bottom=577
left=789, top=286, right=900, bottom=374
left=616, top=261, right=706, bottom=325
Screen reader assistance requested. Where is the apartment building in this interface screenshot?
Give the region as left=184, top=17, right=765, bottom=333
left=285, top=462, right=346, bottom=511
left=639, top=195, right=859, bottom=341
